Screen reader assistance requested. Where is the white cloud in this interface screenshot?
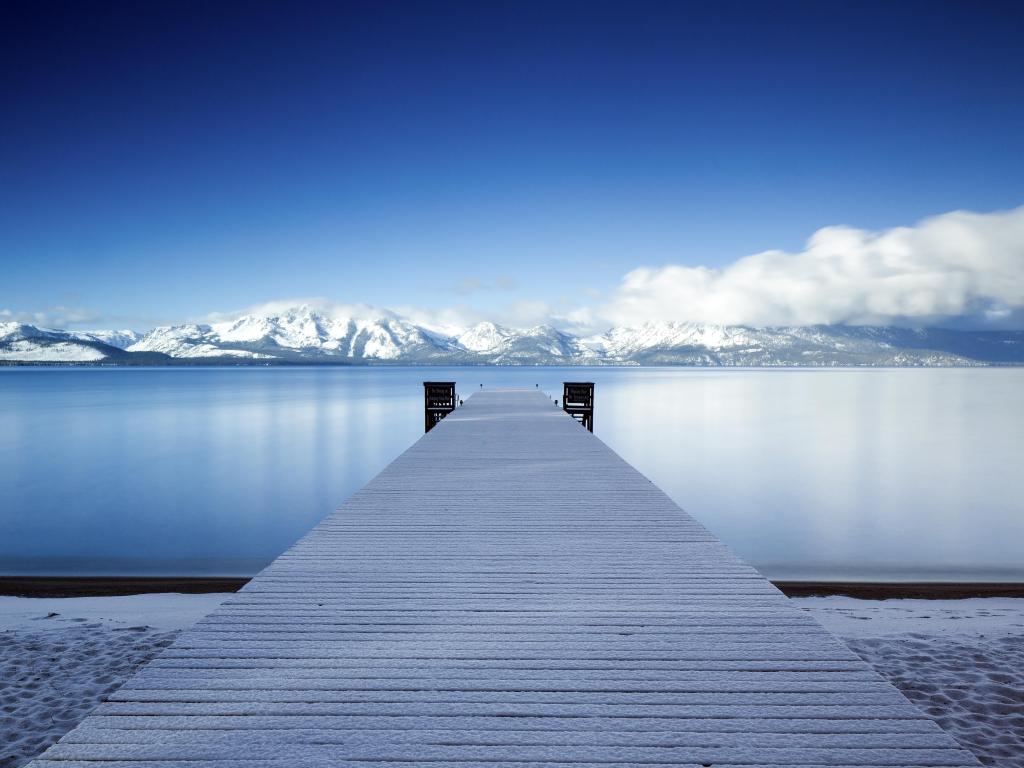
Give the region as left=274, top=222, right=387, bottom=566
left=393, top=304, right=484, bottom=336
left=452, top=276, right=519, bottom=295
left=602, top=205, right=1024, bottom=328
left=0, top=306, right=106, bottom=328
left=398, top=299, right=583, bottom=335
left=201, top=298, right=395, bottom=326
left=13, top=206, right=1020, bottom=337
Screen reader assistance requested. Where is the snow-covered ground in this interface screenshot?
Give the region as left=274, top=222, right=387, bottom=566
left=0, top=594, right=231, bottom=768
left=0, top=594, right=230, bottom=633
left=0, top=339, right=106, bottom=362
left=795, top=597, right=1024, bottom=767
left=0, top=594, right=1020, bottom=768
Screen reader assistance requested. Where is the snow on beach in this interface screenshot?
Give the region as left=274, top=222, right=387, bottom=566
left=0, top=593, right=1021, bottom=768
left=0, top=594, right=230, bottom=768
left=795, top=597, right=1024, bottom=767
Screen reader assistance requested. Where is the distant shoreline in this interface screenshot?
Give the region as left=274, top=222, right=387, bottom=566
left=2, top=576, right=1023, bottom=599
left=5, top=317, right=1024, bottom=367
left=2, top=364, right=1024, bottom=370
left=0, top=576, right=250, bottom=598
left=773, top=581, right=1024, bottom=600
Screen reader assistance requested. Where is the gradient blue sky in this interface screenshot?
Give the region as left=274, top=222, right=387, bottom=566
left=2, top=0, right=1023, bottom=330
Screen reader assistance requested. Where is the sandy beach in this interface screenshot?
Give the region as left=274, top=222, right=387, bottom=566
left=797, top=596, right=1024, bottom=766
left=0, top=594, right=230, bottom=768
left=1, top=592, right=1021, bottom=768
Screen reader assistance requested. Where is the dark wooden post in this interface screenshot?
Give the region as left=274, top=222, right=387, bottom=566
left=562, top=382, right=594, bottom=432
left=423, top=382, right=457, bottom=433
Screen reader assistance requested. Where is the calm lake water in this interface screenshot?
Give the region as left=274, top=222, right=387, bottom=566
left=1, top=367, right=1021, bottom=581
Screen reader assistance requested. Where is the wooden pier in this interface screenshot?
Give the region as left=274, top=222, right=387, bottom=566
left=32, top=389, right=977, bottom=767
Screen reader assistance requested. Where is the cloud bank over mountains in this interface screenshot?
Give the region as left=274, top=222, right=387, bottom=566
left=3, top=204, right=1023, bottom=335
left=603, top=205, right=1024, bottom=329
left=215, top=205, right=1024, bottom=333
left=5, top=204, right=1024, bottom=367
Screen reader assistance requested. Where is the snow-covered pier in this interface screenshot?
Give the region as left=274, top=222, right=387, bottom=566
left=31, top=389, right=977, bottom=767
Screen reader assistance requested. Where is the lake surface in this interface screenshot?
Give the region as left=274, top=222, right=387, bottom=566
left=1, top=367, right=1022, bottom=581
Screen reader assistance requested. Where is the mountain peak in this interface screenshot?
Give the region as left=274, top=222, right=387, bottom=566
left=3, top=315, right=1023, bottom=366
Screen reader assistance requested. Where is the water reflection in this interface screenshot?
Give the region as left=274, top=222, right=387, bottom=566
left=598, top=369, right=1024, bottom=581
left=1, top=367, right=1021, bottom=580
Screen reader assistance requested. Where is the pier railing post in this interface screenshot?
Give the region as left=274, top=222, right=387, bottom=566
left=423, top=381, right=457, bottom=432
left=562, top=381, right=594, bottom=432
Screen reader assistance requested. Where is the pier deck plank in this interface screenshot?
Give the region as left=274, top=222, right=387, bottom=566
left=31, top=389, right=978, bottom=767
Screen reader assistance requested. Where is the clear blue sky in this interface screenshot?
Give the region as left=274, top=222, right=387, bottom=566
left=2, top=0, right=1023, bottom=329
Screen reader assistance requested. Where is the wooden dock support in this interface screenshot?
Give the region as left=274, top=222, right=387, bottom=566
left=562, top=380, right=594, bottom=431
left=30, top=389, right=978, bottom=768
left=423, top=381, right=456, bottom=432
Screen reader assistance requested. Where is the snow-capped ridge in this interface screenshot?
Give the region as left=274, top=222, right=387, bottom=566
left=456, top=322, right=515, bottom=353
left=73, top=329, right=142, bottom=349
left=3, top=310, right=1023, bottom=365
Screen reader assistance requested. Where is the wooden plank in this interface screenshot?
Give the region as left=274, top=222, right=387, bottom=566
left=28, top=389, right=978, bottom=767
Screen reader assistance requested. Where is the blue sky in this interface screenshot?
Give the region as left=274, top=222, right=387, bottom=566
left=1, top=0, right=1023, bottom=331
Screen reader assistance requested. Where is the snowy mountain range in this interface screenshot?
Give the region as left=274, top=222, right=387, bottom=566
left=2, top=306, right=1023, bottom=366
